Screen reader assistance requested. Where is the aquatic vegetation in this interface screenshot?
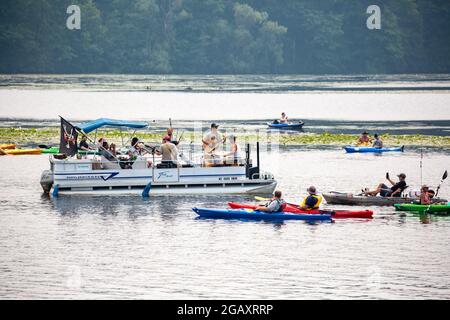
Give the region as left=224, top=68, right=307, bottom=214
left=1, top=128, right=449, bottom=148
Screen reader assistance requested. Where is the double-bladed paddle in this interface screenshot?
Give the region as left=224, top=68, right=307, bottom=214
left=424, top=170, right=448, bottom=214
left=435, top=170, right=448, bottom=198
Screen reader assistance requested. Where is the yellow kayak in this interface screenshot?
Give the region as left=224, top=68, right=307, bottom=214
left=4, top=148, right=42, bottom=155
left=0, top=144, right=16, bottom=149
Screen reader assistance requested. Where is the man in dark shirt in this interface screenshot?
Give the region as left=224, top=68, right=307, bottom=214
left=79, top=135, right=93, bottom=151
left=363, top=173, right=407, bottom=197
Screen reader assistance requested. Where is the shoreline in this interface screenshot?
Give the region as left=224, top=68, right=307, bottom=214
left=1, top=127, right=449, bottom=148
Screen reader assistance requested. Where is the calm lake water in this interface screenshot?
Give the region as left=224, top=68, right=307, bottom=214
left=0, top=74, right=449, bottom=299
left=0, top=148, right=449, bottom=299
left=1, top=74, right=450, bottom=121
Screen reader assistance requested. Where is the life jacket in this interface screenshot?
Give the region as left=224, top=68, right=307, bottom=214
left=300, top=194, right=322, bottom=210
left=266, top=199, right=286, bottom=212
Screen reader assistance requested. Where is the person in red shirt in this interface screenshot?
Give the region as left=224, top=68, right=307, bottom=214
left=419, top=185, right=432, bottom=205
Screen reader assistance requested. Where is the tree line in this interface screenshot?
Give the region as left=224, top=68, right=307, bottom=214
left=0, top=0, right=449, bottom=74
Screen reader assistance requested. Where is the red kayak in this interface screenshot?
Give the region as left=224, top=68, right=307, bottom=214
left=228, top=202, right=373, bottom=219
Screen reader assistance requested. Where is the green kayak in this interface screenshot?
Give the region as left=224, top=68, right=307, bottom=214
left=41, top=147, right=100, bottom=155
left=394, top=203, right=450, bottom=214
left=41, top=147, right=59, bottom=154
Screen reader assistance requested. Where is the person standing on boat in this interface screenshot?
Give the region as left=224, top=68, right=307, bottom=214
left=223, top=135, right=242, bottom=165
left=357, top=131, right=372, bottom=146
left=372, top=134, right=383, bottom=149
left=202, top=123, right=226, bottom=153
left=155, top=135, right=178, bottom=168
left=166, top=127, right=181, bottom=146
left=362, top=173, right=407, bottom=197
left=300, top=186, right=322, bottom=210
left=255, top=190, right=286, bottom=213
left=280, top=112, right=288, bottom=124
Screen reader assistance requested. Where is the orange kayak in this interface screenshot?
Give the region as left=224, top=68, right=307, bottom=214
left=0, top=144, right=16, bottom=150
left=4, top=148, right=42, bottom=155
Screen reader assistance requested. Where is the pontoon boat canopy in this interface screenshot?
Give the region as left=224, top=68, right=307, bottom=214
left=77, top=118, right=148, bottom=134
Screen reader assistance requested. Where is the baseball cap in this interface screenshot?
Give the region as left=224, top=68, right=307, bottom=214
left=211, top=123, right=219, bottom=128
left=307, top=186, right=317, bottom=193
left=397, top=173, right=406, bottom=179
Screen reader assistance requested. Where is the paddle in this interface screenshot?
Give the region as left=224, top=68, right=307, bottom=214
left=255, top=196, right=300, bottom=208
left=38, top=144, right=51, bottom=149
left=435, top=170, right=447, bottom=198
left=424, top=170, right=448, bottom=214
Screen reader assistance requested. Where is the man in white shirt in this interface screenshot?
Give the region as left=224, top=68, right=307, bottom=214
left=202, top=123, right=226, bottom=153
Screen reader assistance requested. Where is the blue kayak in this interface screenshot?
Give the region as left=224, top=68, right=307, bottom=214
left=344, top=146, right=404, bottom=153
left=267, top=121, right=304, bottom=129
left=192, top=207, right=332, bottom=221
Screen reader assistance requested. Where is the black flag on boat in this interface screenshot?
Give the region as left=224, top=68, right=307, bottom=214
left=59, top=117, right=78, bottom=156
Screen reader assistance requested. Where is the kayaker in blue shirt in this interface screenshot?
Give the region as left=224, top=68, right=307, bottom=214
left=300, top=186, right=322, bottom=210
left=372, top=134, right=383, bottom=149
left=256, top=190, right=286, bottom=213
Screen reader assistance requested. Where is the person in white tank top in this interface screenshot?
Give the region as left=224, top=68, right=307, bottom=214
left=223, top=135, right=242, bottom=165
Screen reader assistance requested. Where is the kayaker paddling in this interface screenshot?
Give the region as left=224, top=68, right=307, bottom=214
left=419, top=185, right=432, bottom=205
left=300, top=186, right=322, bottom=210
left=255, top=190, right=286, bottom=213
left=357, top=131, right=372, bottom=146
left=372, top=134, right=383, bottom=149
left=362, top=173, right=407, bottom=198
left=272, top=112, right=288, bottom=125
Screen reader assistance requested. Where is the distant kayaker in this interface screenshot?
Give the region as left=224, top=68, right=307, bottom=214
left=419, top=185, right=432, bottom=205
left=357, top=131, right=372, bottom=146
left=300, top=186, right=322, bottom=210
left=79, top=135, right=94, bottom=151
left=362, top=173, right=407, bottom=197
left=372, top=134, right=383, bottom=149
left=280, top=112, right=288, bottom=124
left=255, top=190, right=286, bottom=213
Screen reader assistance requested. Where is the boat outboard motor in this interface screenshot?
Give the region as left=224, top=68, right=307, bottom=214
left=40, top=170, right=54, bottom=194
